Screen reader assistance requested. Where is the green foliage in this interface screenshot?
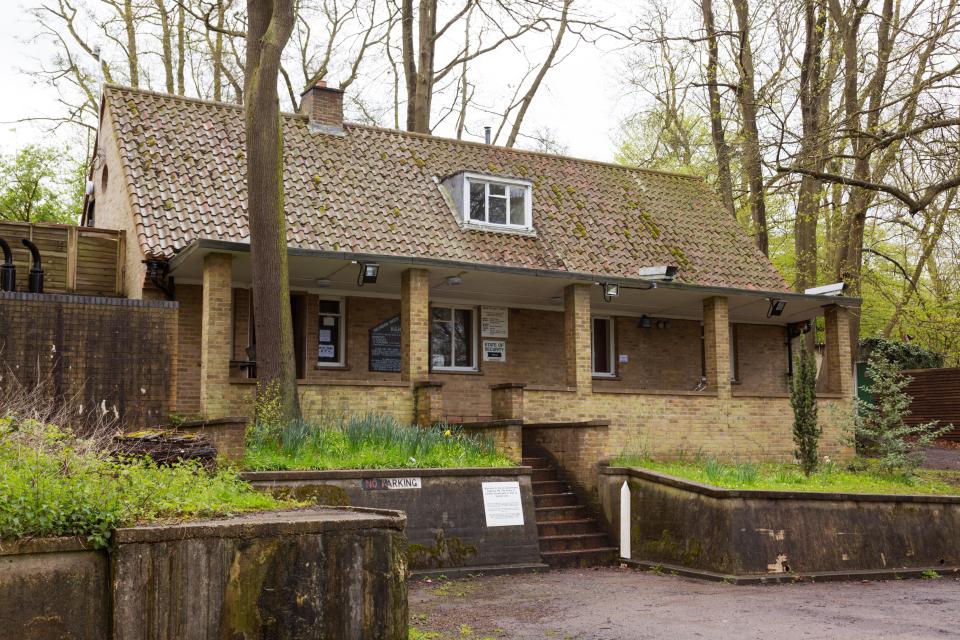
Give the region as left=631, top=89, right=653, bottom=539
left=613, top=456, right=959, bottom=495
left=854, top=349, right=949, bottom=474
left=0, top=145, right=84, bottom=224
left=791, top=348, right=821, bottom=476
left=614, top=110, right=718, bottom=180
left=858, top=337, right=944, bottom=370
left=0, top=418, right=283, bottom=548
left=245, top=413, right=513, bottom=470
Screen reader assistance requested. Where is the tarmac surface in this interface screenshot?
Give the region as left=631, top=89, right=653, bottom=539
left=410, top=566, right=960, bottom=639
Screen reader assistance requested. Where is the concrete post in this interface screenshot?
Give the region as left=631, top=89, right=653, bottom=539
left=200, top=253, right=233, bottom=417
left=824, top=304, right=854, bottom=398
left=401, top=268, right=430, bottom=383
left=703, top=296, right=731, bottom=399
left=564, top=284, right=593, bottom=393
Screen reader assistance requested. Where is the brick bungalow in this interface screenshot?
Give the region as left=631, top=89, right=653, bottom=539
left=85, top=82, right=858, bottom=464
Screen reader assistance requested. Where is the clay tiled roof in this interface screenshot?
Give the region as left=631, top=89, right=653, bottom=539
left=103, top=85, right=789, bottom=291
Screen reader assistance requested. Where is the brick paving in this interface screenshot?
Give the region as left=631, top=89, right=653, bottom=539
left=410, top=566, right=960, bottom=639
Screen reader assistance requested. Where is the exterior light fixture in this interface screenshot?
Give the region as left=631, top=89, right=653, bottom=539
left=445, top=274, right=463, bottom=286
left=804, top=282, right=846, bottom=296
left=638, top=314, right=652, bottom=329
left=315, top=278, right=332, bottom=288
left=601, top=282, right=620, bottom=302
left=357, top=261, right=379, bottom=286
left=767, top=298, right=787, bottom=317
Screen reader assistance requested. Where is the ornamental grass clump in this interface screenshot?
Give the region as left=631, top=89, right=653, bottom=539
left=244, top=413, right=513, bottom=470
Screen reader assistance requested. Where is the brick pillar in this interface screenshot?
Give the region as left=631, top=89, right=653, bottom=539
left=401, top=268, right=430, bottom=383
left=491, top=383, right=525, bottom=420
left=564, top=284, right=592, bottom=393
left=703, top=296, right=731, bottom=399
left=414, top=381, right=444, bottom=425
left=824, top=304, right=854, bottom=398
left=200, top=253, right=233, bottom=417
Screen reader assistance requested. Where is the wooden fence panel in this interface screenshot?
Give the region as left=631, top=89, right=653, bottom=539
left=903, top=368, right=960, bottom=436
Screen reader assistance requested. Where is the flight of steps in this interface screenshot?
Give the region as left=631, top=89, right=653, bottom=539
left=524, top=455, right=619, bottom=568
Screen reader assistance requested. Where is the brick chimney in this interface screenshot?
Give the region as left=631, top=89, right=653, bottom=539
left=299, top=80, right=345, bottom=135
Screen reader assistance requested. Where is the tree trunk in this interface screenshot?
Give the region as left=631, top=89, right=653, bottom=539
left=732, top=0, right=768, bottom=255
left=245, top=0, right=300, bottom=422
left=700, top=0, right=736, bottom=219
left=124, top=0, right=139, bottom=87
left=155, top=0, right=175, bottom=94
left=176, top=2, right=185, bottom=95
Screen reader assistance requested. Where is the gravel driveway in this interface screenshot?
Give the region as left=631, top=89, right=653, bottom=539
left=410, top=567, right=960, bottom=639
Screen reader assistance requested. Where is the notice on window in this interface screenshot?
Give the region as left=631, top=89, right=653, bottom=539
left=319, top=344, right=336, bottom=359
left=482, top=340, right=506, bottom=362
left=318, top=329, right=333, bottom=343
left=481, top=481, right=524, bottom=527
left=480, top=306, right=508, bottom=338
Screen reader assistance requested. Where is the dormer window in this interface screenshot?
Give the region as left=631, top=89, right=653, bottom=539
left=443, top=172, right=533, bottom=233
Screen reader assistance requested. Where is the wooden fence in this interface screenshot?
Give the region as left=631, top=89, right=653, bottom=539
left=903, top=367, right=960, bottom=437
left=0, top=221, right=125, bottom=296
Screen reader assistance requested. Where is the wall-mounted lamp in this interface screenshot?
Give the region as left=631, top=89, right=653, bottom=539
left=357, top=262, right=379, bottom=286
left=600, top=282, right=620, bottom=302
left=767, top=298, right=787, bottom=317
left=446, top=275, right=463, bottom=286
left=638, top=314, right=652, bottom=329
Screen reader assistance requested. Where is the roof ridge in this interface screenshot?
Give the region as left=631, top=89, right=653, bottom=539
left=102, top=83, right=704, bottom=183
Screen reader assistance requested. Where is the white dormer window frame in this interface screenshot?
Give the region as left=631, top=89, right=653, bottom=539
left=459, top=172, right=533, bottom=232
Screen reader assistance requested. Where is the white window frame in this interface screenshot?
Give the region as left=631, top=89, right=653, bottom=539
left=317, top=297, right=345, bottom=367
left=430, top=304, right=479, bottom=372
left=461, top=172, right=533, bottom=232
left=591, top=315, right=616, bottom=377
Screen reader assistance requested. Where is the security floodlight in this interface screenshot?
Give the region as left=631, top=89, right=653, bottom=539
left=601, top=282, right=620, bottom=301
left=638, top=314, right=652, bottom=329
left=638, top=265, right=679, bottom=282
left=804, top=282, right=847, bottom=296
left=767, top=298, right=787, bottom=317
left=446, top=275, right=463, bottom=286
left=357, top=262, right=379, bottom=286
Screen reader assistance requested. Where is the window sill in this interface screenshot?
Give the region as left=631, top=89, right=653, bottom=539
left=459, top=221, right=536, bottom=237
left=592, top=374, right=619, bottom=380
left=431, top=369, right=484, bottom=376
left=315, top=364, right=349, bottom=371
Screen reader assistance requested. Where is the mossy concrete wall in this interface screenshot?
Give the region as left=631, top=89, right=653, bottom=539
left=0, top=537, right=110, bottom=639
left=600, top=466, right=960, bottom=577
left=243, top=468, right=544, bottom=573
left=0, top=507, right=408, bottom=640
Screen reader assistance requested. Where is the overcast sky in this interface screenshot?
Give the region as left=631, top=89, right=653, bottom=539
left=0, top=1, right=639, bottom=163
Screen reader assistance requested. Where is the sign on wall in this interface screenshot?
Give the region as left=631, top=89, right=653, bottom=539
left=369, top=314, right=402, bottom=372
left=361, top=477, right=422, bottom=490
left=482, top=340, right=506, bottom=363
left=480, top=306, right=508, bottom=338
left=481, top=481, right=524, bottom=527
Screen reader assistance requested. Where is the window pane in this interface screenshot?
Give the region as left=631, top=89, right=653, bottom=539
left=489, top=183, right=506, bottom=196
left=432, top=307, right=452, bottom=322
left=488, top=195, right=507, bottom=224
left=509, top=187, right=525, bottom=225
left=431, top=317, right=452, bottom=368
left=318, top=299, right=340, bottom=315
left=318, top=314, right=340, bottom=363
left=469, top=181, right=485, bottom=221
left=593, top=318, right=611, bottom=374
left=454, top=309, right=473, bottom=367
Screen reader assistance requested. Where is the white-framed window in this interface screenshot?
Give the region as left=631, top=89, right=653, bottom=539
left=430, top=305, right=478, bottom=371
left=592, top=316, right=616, bottom=377
left=317, top=298, right=345, bottom=366
left=458, top=173, right=533, bottom=231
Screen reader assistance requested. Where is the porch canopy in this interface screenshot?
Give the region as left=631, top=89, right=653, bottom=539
left=169, top=238, right=857, bottom=326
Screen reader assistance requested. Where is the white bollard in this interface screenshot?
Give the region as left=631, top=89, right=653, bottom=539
left=620, top=480, right=631, bottom=559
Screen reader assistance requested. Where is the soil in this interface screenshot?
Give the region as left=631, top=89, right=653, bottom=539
left=410, top=566, right=960, bottom=639
left=922, top=445, right=960, bottom=471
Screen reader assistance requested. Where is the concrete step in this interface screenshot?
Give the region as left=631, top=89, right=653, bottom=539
left=539, top=533, right=612, bottom=552
left=535, top=505, right=587, bottom=522
left=537, top=519, right=601, bottom=537
left=540, top=547, right=620, bottom=569
left=531, top=480, right=569, bottom=495
left=531, top=468, right=558, bottom=483
left=521, top=457, right=550, bottom=469
left=533, top=492, right=579, bottom=508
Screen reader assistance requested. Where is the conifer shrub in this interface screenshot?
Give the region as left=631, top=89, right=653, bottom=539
left=791, top=347, right=821, bottom=476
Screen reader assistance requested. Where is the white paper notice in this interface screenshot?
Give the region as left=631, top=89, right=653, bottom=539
left=318, top=329, right=332, bottom=343
left=318, top=344, right=335, bottom=358
left=481, top=481, right=524, bottom=527
left=480, top=306, right=508, bottom=338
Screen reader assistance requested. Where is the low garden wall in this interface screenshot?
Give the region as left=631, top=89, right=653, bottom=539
left=0, top=506, right=408, bottom=639
left=243, top=467, right=545, bottom=574
left=600, top=466, right=960, bottom=579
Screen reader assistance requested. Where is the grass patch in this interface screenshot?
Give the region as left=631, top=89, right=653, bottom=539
left=613, top=456, right=960, bottom=495
left=244, top=414, right=513, bottom=471
left=0, top=418, right=286, bottom=548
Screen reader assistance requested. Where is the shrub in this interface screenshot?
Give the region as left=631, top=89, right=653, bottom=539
left=858, top=337, right=944, bottom=370
left=245, top=413, right=513, bottom=470
left=790, top=347, right=821, bottom=476
left=854, top=347, right=949, bottom=474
